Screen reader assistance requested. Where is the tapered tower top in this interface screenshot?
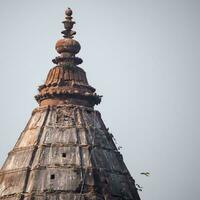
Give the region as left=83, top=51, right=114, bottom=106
left=35, top=8, right=101, bottom=107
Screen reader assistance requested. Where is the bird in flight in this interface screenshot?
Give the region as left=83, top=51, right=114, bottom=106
left=140, top=172, right=150, bottom=177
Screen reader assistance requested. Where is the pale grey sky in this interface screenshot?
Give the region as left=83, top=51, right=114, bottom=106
left=0, top=0, right=200, bottom=199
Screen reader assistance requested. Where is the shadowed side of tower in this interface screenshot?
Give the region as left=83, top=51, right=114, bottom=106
left=0, top=8, right=141, bottom=200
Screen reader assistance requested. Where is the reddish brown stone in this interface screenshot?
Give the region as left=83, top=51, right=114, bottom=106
left=0, top=8, right=140, bottom=200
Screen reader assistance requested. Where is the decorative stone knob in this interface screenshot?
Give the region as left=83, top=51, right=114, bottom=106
left=65, top=8, right=73, bottom=16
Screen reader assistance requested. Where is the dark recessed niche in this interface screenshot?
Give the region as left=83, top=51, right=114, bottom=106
left=50, top=174, right=55, bottom=180
left=86, top=110, right=92, bottom=114
left=62, top=153, right=67, bottom=158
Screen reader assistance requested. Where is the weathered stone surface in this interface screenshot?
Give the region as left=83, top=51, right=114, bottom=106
left=0, top=7, right=140, bottom=200
left=0, top=105, right=140, bottom=199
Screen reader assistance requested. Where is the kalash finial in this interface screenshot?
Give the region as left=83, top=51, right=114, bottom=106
left=61, top=8, right=76, bottom=38
left=52, top=8, right=83, bottom=67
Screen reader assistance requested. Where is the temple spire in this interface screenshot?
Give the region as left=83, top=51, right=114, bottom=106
left=0, top=7, right=140, bottom=200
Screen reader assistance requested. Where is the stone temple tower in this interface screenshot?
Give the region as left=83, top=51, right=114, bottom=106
left=0, top=8, right=141, bottom=200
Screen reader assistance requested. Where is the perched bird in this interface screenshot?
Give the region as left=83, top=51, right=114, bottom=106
left=136, top=184, right=143, bottom=191
left=140, top=172, right=150, bottom=177
left=117, top=146, right=123, bottom=150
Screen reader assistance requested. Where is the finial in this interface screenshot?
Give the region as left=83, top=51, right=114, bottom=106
left=52, top=8, right=83, bottom=67
left=61, top=7, right=76, bottom=38
left=65, top=8, right=73, bottom=16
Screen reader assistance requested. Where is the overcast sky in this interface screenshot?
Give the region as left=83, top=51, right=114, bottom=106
left=0, top=0, right=200, bottom=199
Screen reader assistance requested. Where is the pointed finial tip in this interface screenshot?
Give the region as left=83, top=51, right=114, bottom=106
left=65, top=8, right=73, bottom=16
